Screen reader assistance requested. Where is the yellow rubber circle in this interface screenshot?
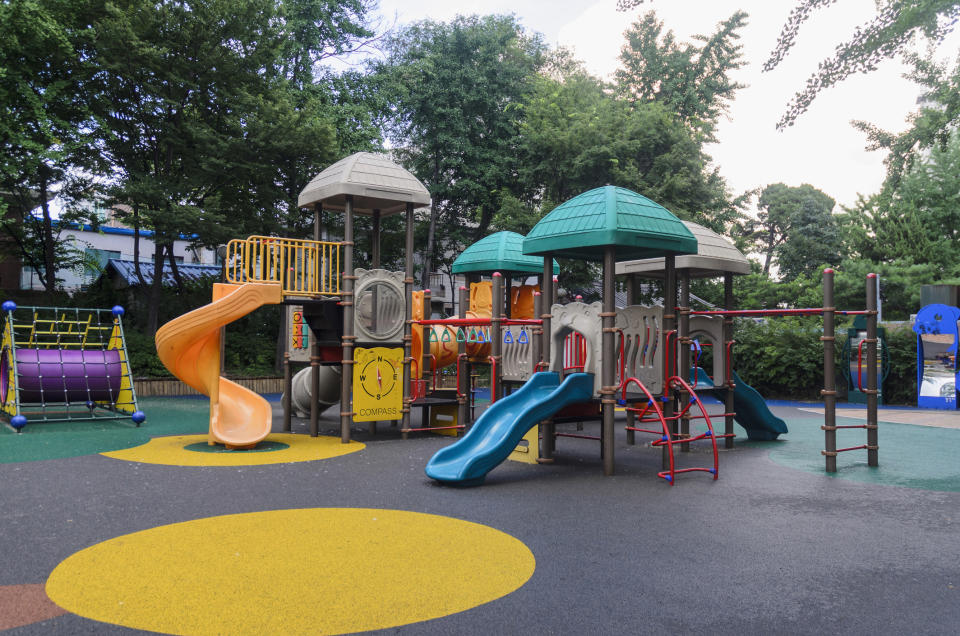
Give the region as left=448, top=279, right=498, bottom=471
left=46, top=508, right=535, bottom=634
left=101, top=433, right=363, bottom=466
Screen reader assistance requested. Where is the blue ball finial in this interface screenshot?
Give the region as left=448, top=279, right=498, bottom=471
left=1, top=300, right=16, bottom=313
left=131, top=410, right=146, bottom=424
left=11, top=415, right=27, bottom=429
left=112, top=305, right=125, bottom=316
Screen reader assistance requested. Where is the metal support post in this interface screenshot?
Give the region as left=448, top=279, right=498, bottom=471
left=662, top=255, right=677, bottom=470
left=601, top=247, right=617, bottom=476
left=867, top=273, right=879, bottom=466
left=339, top=195, right=355, bottom=444
left=822, top=268, right=837, bottom=472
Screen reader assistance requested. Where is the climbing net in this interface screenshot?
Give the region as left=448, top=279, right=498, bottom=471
left=1, top=302, right=143, bottom=430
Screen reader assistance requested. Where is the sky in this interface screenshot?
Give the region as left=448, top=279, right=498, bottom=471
left=366, top=0, right=959, bottom=210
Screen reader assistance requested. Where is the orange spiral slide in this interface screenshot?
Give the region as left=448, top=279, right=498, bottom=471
left=155, top=282, right=282, bottom=449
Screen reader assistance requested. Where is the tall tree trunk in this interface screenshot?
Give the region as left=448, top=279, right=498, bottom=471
left=166, top=243, right=184, bottom=293
left=474, top=204, right=492, bottom=242
left=145, top=242, right=166, bottom=338
left=762, top=228, right=776, bottom=275
left=39, top=170, right=57, bottom=297
left=132, top=203, right=147, bottom=287
left=422, top=200, right=437, bottom=289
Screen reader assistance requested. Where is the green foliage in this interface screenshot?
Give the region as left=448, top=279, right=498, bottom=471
left=518, top=67, right=743, bottom=236
left=882, top=324, right=919, bottom=406
left=764, top=0, right=960, bottom=129
left=615, top=10, right=748, bottom=142
left=743, top=183, right=837, bottom=277
left=854, top=51, right=960, bottom=188
left=377, top=14, right=546, bottom=283
left=0, top=0, right=106, bottom=292
left=840, top=132, right=960, bottom=272
left=732, top=318, right=829, bottom=400
left=730, top=317, right=916, bottom=405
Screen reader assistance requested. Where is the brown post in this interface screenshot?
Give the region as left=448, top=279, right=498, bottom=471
left=625, top=273, right=637, bottom=446
left=504, top=273, right=513, bottom=319
left=601, top=246, right=616, bottom=476
left=662, top=255, right=677, bottom=470
left=371, top=209, right=381, bottom=268
left=532, top=292, right=543, bottom=374
left=541, top=256, right=555, bottom=461
left=402, top=203, right=414, bottom=435
left=368, top=210, right=381, bottom=436
left=867, top=273, right=879, bottom=466
left=339, top=195, right=355, bottom=444
left=723, top=273, right=735, bottom=449
left=458, top=285, right=469, bottom=428
left=491, top=273, right=503, bottom=402
left=679, top=270, right=691, bottom=452
left=282, top=351, right=292, bottom=432
left=310, top=206, right=322, bottom=437
left=822, top=268, right=837, bottom=472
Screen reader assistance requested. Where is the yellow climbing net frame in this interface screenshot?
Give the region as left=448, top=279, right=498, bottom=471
left=225, top=235, right=341, bottom=298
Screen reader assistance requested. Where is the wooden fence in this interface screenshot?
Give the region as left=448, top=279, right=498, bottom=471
left=134, top=376, right=284, bottom=397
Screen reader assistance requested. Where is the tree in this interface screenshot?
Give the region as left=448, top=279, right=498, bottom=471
left=0, top=0, right=104, bottom=294
left=764, top=0, right=960, bottom=130
left=840, top=131, right=960, bottom=270
left=744, top=183, right=836, bottom=277
left=519, top=59, right=743, bottom=235
left=853, top=50, right=960, bottom=188
left=377, top=15, right=546, bottom=286
left=615, top=10, right=748, bottom=142
left=85, top=0, right=379, bottom=335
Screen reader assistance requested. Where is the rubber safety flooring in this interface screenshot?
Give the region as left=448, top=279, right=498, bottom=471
left=3, top=398, right=960, bottom=635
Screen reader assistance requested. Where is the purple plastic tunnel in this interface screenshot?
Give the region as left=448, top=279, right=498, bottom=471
left=1, top=348, right=123, bottom=404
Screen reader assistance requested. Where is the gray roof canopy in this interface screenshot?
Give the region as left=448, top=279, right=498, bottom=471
left=297, top=152, right=431, bottom=216
left=616, top=221, right=750, bottom=278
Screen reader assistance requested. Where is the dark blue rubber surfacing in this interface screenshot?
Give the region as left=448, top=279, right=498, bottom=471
left=425, top=372, right=595, bottom=486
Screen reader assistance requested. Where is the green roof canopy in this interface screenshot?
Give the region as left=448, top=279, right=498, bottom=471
left=522, top=186, right=698, bottom=262
left=452, top=231, right=559, bottom=275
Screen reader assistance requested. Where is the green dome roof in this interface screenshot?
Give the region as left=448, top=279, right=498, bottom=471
left=522, top=186, right=698, bottom=262
left=452, top=231, right=559, bottom=275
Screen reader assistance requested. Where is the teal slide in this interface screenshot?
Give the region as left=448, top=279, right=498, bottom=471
left=426, top=371, right=595, bottom=486
left=692, top=367, right=787, bottom=441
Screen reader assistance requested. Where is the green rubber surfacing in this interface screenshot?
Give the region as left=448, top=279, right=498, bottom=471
left=184, top=441, right=289, bottom=453
left=0, top=397, right=208, bottom=463
left=756, top=416, right=960, bottom=492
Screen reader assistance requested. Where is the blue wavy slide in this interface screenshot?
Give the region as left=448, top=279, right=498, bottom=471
left=692, top=367, right=787, bottom=441
left=426, top=371, right=595, bottom=486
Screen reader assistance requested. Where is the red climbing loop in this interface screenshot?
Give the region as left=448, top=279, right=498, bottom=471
left=620, top=375, right=719, bottom=485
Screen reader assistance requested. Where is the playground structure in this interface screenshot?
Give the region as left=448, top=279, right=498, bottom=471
left=153, top=154, right=879, bottom=481
left=1, top=301, right=143, bottom=431
left=426, top=187, right=880, bottom=485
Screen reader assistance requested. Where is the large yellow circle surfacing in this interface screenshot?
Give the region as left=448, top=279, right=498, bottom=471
left=101, top=433, right=363, bottom=466
left=46, top=508, right=535, bottom=635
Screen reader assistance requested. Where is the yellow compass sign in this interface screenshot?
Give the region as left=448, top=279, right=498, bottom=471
left=353, top=347, right=404, bottom=422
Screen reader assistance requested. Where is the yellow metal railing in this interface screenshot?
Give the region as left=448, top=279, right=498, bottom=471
left=225, top=235, right=341, bottom=297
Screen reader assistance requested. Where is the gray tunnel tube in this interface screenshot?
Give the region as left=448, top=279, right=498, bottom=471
left=284, top=365, right=342, bottom=418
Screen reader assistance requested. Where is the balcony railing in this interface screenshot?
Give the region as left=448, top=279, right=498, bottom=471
left=225, top=235, right=341, bottom=298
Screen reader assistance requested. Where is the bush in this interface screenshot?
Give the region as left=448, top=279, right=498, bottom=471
left=731, top=317, right=828, bottom=400
left=727, top=317, right=916, bottom=405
